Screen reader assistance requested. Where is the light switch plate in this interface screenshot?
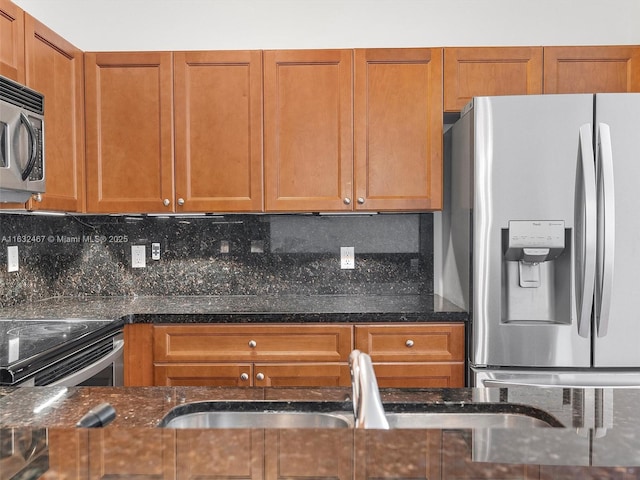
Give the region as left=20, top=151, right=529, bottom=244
left=340, top=246, right=355, bottom=269
left=7, top=245, right=18, bottom=272
left=131, top=245, right=146, bottom=268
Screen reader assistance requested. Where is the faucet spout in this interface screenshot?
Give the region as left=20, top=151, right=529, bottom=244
left=349, top=350, right=389, bottom=429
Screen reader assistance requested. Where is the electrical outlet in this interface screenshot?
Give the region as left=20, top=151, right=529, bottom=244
left=340, top=246, right=355, bottom=269
left=7, top=246, right=18, bottom=272
left=151, top=243, right=161, bottom=260
left=131, top=245, right=146, bottom=268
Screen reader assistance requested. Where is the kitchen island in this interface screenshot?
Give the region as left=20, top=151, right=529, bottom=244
left=2, top=385, right=640, bottom=479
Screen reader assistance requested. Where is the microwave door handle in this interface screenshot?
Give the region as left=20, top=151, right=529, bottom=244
left=596, top=123, right=615, bottom=337
left=577, top=124, right=597, bottom=338
left=19, top=112, right=38, bottom=181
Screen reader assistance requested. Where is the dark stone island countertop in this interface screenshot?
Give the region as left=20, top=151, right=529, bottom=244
left=0, top=293, right=468, bottom=323
left=1, top=386, right=640, bottom=478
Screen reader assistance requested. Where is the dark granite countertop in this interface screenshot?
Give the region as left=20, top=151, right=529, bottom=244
left=1, top=386, right=640, bottom=478
left=0, top=294, right=468, bottom=323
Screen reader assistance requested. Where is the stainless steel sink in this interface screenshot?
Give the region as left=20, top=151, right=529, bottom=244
left=158, top=401, right=354, bottom=429
left=384, top=412, right=557, bottom=429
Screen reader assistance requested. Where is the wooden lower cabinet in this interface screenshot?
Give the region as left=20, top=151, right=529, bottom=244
left=154, top=362, right=351, bottom=387
left=441, top=430, right=540, bottom=480
left=355, top=323, right=466, bottom=388
left=152, top=324, right=353, bottom=388
left=354, top=429, right=441, bottom=479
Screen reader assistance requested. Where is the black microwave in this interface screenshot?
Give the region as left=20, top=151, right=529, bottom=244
left=0, top=75, right=45, bottom=203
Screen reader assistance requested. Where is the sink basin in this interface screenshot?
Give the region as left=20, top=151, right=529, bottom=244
left=158, top=401, right=354, bottom=429
left=385, top=412, right=557, bottom=429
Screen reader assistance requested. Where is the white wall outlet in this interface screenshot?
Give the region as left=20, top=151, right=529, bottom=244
left=7, top=245, right=18, bottom=272
left=131, top=245, right=146, bottom=268
left=340, top=246, right=355, bottom=269
left=151, top=242, right=161, bottom=260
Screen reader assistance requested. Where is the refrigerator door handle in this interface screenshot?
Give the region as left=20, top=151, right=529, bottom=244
left=577, top=124, right=597, bottom=338
left=596, top=123, right=615, bottom=337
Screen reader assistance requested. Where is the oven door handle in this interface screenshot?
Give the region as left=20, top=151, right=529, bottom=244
left=48, top=338, right=124, bottom=387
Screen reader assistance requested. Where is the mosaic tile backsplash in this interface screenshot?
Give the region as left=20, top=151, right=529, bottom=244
left=0, top=213, right=433, bottom=307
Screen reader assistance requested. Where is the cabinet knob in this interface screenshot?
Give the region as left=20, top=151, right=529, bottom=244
left=343, top=197, right=351, bottom=205
left=163, top=198, right=170, bottom=207
left=248, top=340, right=257, bottom=348
left=33, top=193, right=43, bottom=202
left=256, top=373, right=265, bottom=381
left=405, top=339, right=414, bottom=348
left=357, top=197, right=365, bottom=204
left=177, top=198, right=185, bottom=206
left=240, top=373, right=249, bottom=381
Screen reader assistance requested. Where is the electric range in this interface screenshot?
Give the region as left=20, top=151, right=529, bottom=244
left=0, top=318, right=124, bottom=386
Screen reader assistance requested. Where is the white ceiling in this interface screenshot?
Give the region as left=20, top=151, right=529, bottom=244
left=12, top=0, right=640, bottom=52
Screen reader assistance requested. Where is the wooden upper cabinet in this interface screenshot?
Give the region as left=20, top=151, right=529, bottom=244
left=444, top=47, right=543, bottom=111
left=24, top=15, right=85, bottom=212
left=173, top=50, right=263, bottom=212
left=544, top=46, right=640, bottom=93
left=0, top=0, right=24, bottom=83
left=355, top=48, right=443, bottom=211
left=264, top=49, right=353, bottom=212
left=85, top=51, right=174, bottom=213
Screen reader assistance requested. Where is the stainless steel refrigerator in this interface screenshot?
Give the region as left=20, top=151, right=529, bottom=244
left=439, top=93, right=640, bottom=387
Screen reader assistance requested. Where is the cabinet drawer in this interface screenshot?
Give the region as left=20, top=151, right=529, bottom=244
left=154, top=363, right=253, bottom=387
left=154, top=324, right=353, bottom=362
left=355, top=324, right=465, bottom=362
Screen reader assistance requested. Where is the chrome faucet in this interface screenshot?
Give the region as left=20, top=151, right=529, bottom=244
left=348, top=350, right=390, bottom=429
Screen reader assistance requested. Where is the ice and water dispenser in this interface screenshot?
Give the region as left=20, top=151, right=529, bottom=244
left=502, top=220, right=572, bottom=324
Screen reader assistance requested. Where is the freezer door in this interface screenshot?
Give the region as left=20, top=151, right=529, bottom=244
left=593, top=93, right=640, bottom=367
left=463, top=94, right=595, bottom=368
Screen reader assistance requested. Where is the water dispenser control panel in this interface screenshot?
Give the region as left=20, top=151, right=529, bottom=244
left=504, top=220, right=565, bottom=263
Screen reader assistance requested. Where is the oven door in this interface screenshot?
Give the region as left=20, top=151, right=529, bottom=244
left=19, top=332, right=124, bottom=387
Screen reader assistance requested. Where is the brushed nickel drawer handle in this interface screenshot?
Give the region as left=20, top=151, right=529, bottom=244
left=248, top=340, right=257, bottom=348
left=256, top=373, right=265, bottom=381
left=405, top=339, right=414, bottom=348
left=240, top=373, right=249, bottom=381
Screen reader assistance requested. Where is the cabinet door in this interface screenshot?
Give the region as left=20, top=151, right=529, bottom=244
left=354, top=430, right=441, bottom=480
left=264, top=49, right=353, bottom=212
left=48, top=428, right=88, bottom=478
left=370, top=362, right=465, bottom=388
left=444, top=47, right=543, bottom=111
left=154, top=363, right=253, bottom=386
left=442, top=430, right=540, bottom=480
left=354, top=48, right=443, bottom=211
left=174, top=50, right=263, bottom=212
left=85, top=51, right=174, bottom=213
left=176, top=429, right=264, bottom=479
left=266, top=430, right=353, bottom=480
left=88, top=429, right=176, bottom=479
left=24, top=15, right=85, bottom=212
left=544, top=46, right=640, bottom=93
left=254, top=363, right=352, bottom=387
left=0, top=0, right=24, bottom=83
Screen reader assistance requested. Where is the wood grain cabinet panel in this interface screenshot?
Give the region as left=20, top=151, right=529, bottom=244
left=0, top=0, right=24, bottom=83
left=264, top=49, right=354, bottom=212
left=85, top=51, right=174, bottom=213
left=355, top=323, right=465, bottom=388
left=544, top=46, right=640, bottom=93
left=354, top=48, right=443, bottom=211
left=24, top=14, right=85, bottom=212
left=173, top=50, right=263, bottom=212
left=444, top=47, right=543, bottom=111
left=153, top=324, right=353, bottom=387
left=88, top=429, right=176, bottom=479
left=354, top=430, right=441, bottom=480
